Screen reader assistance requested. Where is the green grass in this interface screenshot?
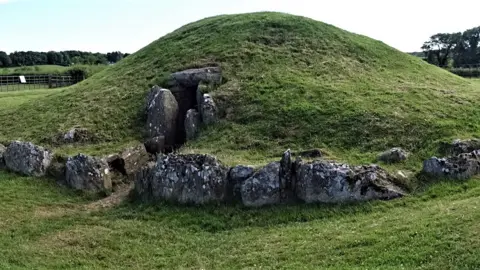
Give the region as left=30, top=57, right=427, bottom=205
left=1, top=171, right=480, bottom=269
left=0, top=64, right=106, bottom=76
left=0, top=88, right=64, bottom=110
left=0, top=12, right=478, bottom=172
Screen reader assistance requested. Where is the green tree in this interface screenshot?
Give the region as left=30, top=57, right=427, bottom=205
left=422, top=33, right=461, bottom=67
left=0, top=51, right=12, bottom=67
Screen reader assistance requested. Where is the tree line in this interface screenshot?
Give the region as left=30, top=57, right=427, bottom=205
left=0, top=51, right=130, bottom=67
left=421, top=26, right=480, bottom=67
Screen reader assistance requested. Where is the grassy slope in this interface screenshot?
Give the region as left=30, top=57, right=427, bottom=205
left=0, top=12, right=478, bottom=169
left=1, top=171, right=480, bottom=269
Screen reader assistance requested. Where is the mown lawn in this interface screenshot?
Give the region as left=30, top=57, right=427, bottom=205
left=0, top=171, right=479, bottom=269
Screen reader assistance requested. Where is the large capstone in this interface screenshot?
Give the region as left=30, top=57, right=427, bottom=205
left=4, top=141, right=52, bottom=177
left=184, top=109, right=201, bottom=141
left=167, top=67, right=222, bottom=89
left=241, top=162, right=281, bottom=207
left=295, top=161, right=404, bottom=204
left=0, top=144, right=6, bottom=170
left=145, top=86, right=179, bottom=146
left=65, top=154, right=112, bottom=193
left=422, top=150, right=480, bottom=180
left=201, top=94, right=218, bottom=125
left=133, top=154, right=229, bottom=204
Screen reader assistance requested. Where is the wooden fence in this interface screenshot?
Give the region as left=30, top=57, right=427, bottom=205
left=0, top=74, right=83, bottom=91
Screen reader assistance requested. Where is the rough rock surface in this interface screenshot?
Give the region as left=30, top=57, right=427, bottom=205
left=228, top=165, right=255, bottom=201
left=422, top=150, right=480, bottom=180
left=0, top=144, right=6, bottom=170
left=441, top=139, right=480, bottom=156
left=133, top=154, right=229, bottom=204
left=295, top=161, right=404, bottom=203
left=280, top=149, right=293, bottom=199
left=119, top=144, right=150, bottom=176
left=65, top=154, right=112, bottom=193
left=168, top=67, right=222, bottom=88
left=62, top=127, right=93, bottom=144
left=144, top=136, right=165, bottom=155
left=201, top=94, right=218, bottom=125
left=185, top=109, right=201, bottom=140
left=145, top=86, right=179, bottom=146
left=241, top=162, right=281, bottom=207
left=4, top=141, right=52, bottom=177
left=377, top=147, right=408, bottom=163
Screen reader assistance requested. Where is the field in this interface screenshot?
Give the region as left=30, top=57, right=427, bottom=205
left=2, top=12, right=480, bottom=269
left=0, top=64, right=106, bottom=76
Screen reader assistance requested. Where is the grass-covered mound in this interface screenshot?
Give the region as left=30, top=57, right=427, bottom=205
left=1, top=12, right=479, bottom=167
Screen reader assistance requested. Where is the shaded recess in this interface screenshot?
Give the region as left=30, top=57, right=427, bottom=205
left=165, top=66, right=222, bottom=147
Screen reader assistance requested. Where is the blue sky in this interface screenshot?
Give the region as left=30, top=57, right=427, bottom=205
left=1, top=0, right=479, bottom=53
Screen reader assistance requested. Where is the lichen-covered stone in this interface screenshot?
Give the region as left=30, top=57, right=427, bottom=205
left=145, top=86, right=179, bottom=146
left=440, top=139, right=480, bottom=156
left=295, top=161, right=404, bottom=203
left=144, top=136, right=165, bottom=155
left=228, top=165, right=255, bottom=202
left=422, top=150, right=480, bottom=180
left=201, top=94, right=218, bottom=125
left=133, top=154, right=229, bottom=204
left=65, top=154, right=111, bottom=193
left=185, top=109, right=201, bottom=140
left=4, top=141, right=52, bottom=177
left=377, top=148, right=408, bottom=163
left=241, top=162, right=281, bottom=207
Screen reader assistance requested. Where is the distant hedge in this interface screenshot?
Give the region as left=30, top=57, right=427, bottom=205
left=448, top=68, right=480, bottom=78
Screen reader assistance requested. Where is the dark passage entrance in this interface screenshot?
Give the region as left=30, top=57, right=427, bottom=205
left=171, top=86, right=198, bottom=147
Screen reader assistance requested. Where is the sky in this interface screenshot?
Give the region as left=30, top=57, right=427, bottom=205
left=1, top=0, right=479, bottom=54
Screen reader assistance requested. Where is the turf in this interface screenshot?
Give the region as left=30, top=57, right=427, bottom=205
left=1, top=171, right=480, bottom=269
left=0, top=12, right=478, bottom=171
left=0, top=64, right=105, bottom=75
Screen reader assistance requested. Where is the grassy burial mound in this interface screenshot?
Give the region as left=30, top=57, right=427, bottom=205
left=1, top=12, right=479, bottom=167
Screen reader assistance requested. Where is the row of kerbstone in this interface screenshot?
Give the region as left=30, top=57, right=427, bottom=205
left=0, top=141, right=151, bottom=194
left=132, top=150, right=407, bottom=207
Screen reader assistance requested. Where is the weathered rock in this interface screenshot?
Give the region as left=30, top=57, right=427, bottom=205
left=295, top=149, right=323, bottom=158
left=185, top=109, right=201, bottom=140
left=196, top=83, right=207, bottom=113
left=228, top=165, right=255, bottom=202
left=168, top=67, right=222, bottom=88
left=4, top=141, right=52, bottom=177
left=295, top=161, right=404, bottom=204
left=144, top=136, right=165, bottom=155
left=62, top=127, right=93, bottom=144
left=47, top=156, right=68, bottom=183
left=120, top=144, right=150, bottom=176
left=280, top=149, right=293, bottom=199
left=201, top=94, right=218, bottom=125
left=377, top=148, right=408, bottom=163
left=145, top=86, right=179, bottom=146
left=0, top=144, right=6, bottom=170
left=422, top=150, right=480, bottom=180
left=65, top=154, right=112, bottom=193
left=133, top=154, right=229, bottom=204
left=440, top=139, right=480, bottom=156
left=241, top=162, right=281, bottom=207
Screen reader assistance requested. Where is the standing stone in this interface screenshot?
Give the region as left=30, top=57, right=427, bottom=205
left=65, top=154, right=112, bottom=193
left=295, top=161, right=404, bottom=204
left=184, top=109, right=201, bottom=140
left=377, top=148, right=408, bottom=163
left=4, top=141, right=53, bottom=177
left=0, top=144, right=6, bottom=170
left=133, top=154, right=229, bottom=204
left=201, top=94, right=218, bottom=125
left=145, top=86, right=179, bottom=146
left=144, top=136, right=165, bottom=155
left=228, top=165, right=255, bottom=202
left=241, top=162, right=281, bottom=207
left=196, top=83, right=207, bottom=114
